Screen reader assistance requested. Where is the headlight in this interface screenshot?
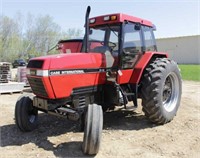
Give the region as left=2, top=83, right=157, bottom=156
left=26, top=69, right=30, bottom=75
left=26, top=69, right=48, bottom=76
left=36, top=70, right=49, bottom=76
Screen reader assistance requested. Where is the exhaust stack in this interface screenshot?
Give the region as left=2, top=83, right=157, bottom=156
left=84, top=6, right=91, bottom=53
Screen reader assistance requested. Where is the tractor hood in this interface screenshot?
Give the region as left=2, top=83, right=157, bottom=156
left=27, top=53, right=107, bottom=70
left=27, top=52, right=110, bottom=99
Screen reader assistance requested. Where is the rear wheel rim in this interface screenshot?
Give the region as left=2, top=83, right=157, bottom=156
left=162, top=72, right=180, bottom=112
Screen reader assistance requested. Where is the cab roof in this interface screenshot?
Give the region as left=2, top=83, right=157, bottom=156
left=89, top=13, right=153, bottom=27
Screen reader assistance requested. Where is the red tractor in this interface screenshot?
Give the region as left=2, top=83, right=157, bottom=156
left=15, top=6, right=182, bottom=155
left=56, top=38, right=101, bottom=54
left=56, top=39, right=83, bottom=53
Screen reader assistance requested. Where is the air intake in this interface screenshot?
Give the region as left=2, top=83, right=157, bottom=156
left=27, top=60, right=44, bottom=69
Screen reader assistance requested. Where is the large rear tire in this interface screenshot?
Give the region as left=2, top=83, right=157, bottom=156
left=82, top=104, right=103, bottom=155
left=141, top=58, right=182, bottom=124
left=15, top=94, right=38, bottom=131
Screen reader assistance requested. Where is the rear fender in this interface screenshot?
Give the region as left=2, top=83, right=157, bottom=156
left=129, top=51, right=168, bottom=84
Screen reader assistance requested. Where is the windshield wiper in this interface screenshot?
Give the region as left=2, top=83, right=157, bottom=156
left=106, top=24, right=118, bottom=37
left=46, top=44, right=58, bottom=54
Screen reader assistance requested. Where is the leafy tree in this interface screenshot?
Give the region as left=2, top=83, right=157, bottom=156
left=0, top=13, right=83, bottom=62
left=0, top=15, right=22, bottom=62
left=65, top=28, right=83, bottom=39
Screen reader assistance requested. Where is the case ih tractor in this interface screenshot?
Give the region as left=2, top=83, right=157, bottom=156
left=15, top=6, right=182, bottom=155
left=55, top=39, right=83, bottom=54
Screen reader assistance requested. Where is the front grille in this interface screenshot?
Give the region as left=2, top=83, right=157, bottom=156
left=28, top=77, right=48, bottom=97
left=72, top=86, right=98, bottom=95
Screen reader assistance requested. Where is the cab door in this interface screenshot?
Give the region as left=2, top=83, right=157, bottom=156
left=117, top=22, right=143, bottom=84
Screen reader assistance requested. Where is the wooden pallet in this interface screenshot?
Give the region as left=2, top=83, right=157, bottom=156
left=0, top=66, right=11, bottom=82
left=0, top=67, right=10, bottom=71
left=0, top=70, right=10, bottom=74
left=0, top=79, right=9, bottom=83
left=0, top=62, right=11, bottom=66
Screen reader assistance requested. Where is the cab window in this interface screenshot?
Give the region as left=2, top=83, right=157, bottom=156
left=89, top=25, right=120, bottom=53
left=142, top=26, right=157, bottom=51
left=122, top=22, right=142, bottom=69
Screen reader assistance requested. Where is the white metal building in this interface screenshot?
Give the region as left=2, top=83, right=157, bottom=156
left=156, top=35, right=200, bottom=64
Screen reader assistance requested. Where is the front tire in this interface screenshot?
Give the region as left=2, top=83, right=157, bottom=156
left=82, top=104, right=103, bottom=155
left=141, top=58, right=182, bottom=124
left=15, top=94, right=38, bottom=131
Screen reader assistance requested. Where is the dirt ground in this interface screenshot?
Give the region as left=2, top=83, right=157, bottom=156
left=0, top=81, right=199, bottom=158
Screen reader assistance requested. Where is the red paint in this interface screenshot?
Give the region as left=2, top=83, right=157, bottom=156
left=42, top=77, right=55, bottom=98
left=89, top=42, right=102, bottom=50
left=117, top=69, right=133, bottom=84
left=58, top=41, right=82, bottom=53
left=130, top=52, right=168, bottom=84
left=50, top=72, right=106, bottom=99
left=48, top=53, right=106, bottom=70
left=31, top=53, right=107, bottom=70
left=90, top=13, right=153, bottom=27
left=27, top=76, right=55, bottom=99
left=117, top=52, right=167, bottom=84
left=28, top=53, right=109, bottom=99
left=57, top=40, right=103, bottom=53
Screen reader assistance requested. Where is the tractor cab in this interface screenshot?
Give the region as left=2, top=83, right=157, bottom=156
left=81, top=13, right=158, bottom=85
left=87, top=13, right=157, bottom=69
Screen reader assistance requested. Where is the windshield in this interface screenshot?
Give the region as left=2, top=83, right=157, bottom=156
left=88, top=24, right=120, bottom=54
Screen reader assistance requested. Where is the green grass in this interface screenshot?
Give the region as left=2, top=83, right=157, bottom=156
left=178, top=65, right=200, bottom=81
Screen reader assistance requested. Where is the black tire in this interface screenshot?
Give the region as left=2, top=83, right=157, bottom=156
left=15, top=94, right=38, bottom=132
left=141, top=58, right=182, bottom=124
left=82, top=104, right=103, bottom=155
left=77, top=109, right=86, bottom=132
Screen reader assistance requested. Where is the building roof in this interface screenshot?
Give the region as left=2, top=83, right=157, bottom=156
left=156, top=34, right=200, bottom=40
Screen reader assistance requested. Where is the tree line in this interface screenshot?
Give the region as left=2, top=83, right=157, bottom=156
left=0, top=13, right=82, bottom=62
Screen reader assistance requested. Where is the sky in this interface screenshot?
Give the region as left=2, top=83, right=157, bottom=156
left=1, top=0, right=200, bottom=38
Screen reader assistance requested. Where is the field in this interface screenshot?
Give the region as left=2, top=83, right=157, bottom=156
left=0, top=81, right=200, bottom=158
left=179, top=65, right=200, bottom=81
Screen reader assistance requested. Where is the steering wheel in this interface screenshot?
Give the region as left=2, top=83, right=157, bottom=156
left=99, top=41, right=116, bottom=52
left=123, top=47, right=138, bottom=56
left=108, top=42, right=117, bottom=50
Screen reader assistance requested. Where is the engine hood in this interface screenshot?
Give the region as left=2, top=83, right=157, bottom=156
left=28, top=53, right=107, bottom=70
left=27, top=52, right=108, bottom=99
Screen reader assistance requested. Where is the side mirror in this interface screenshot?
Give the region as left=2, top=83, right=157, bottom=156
left=56, top=43, right=61, bottom=50
left=89, top=29, right=93, bottom=35
left=135, top=23, right=141, bottom=30
left=152, top=24, right=157, bottom=31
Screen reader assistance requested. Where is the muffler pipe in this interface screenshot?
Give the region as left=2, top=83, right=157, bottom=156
left=84, top=6, right=91, bottom=52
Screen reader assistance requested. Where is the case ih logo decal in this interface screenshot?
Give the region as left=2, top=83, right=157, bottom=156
left=49, top=68, right=106, bottom=76
left=50, top=70, right=84, bottom=76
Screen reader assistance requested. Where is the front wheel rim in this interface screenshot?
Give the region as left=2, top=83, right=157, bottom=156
left=162, top=72, right=180, bottom=112
left=28, top=106, right=37, bottom=123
